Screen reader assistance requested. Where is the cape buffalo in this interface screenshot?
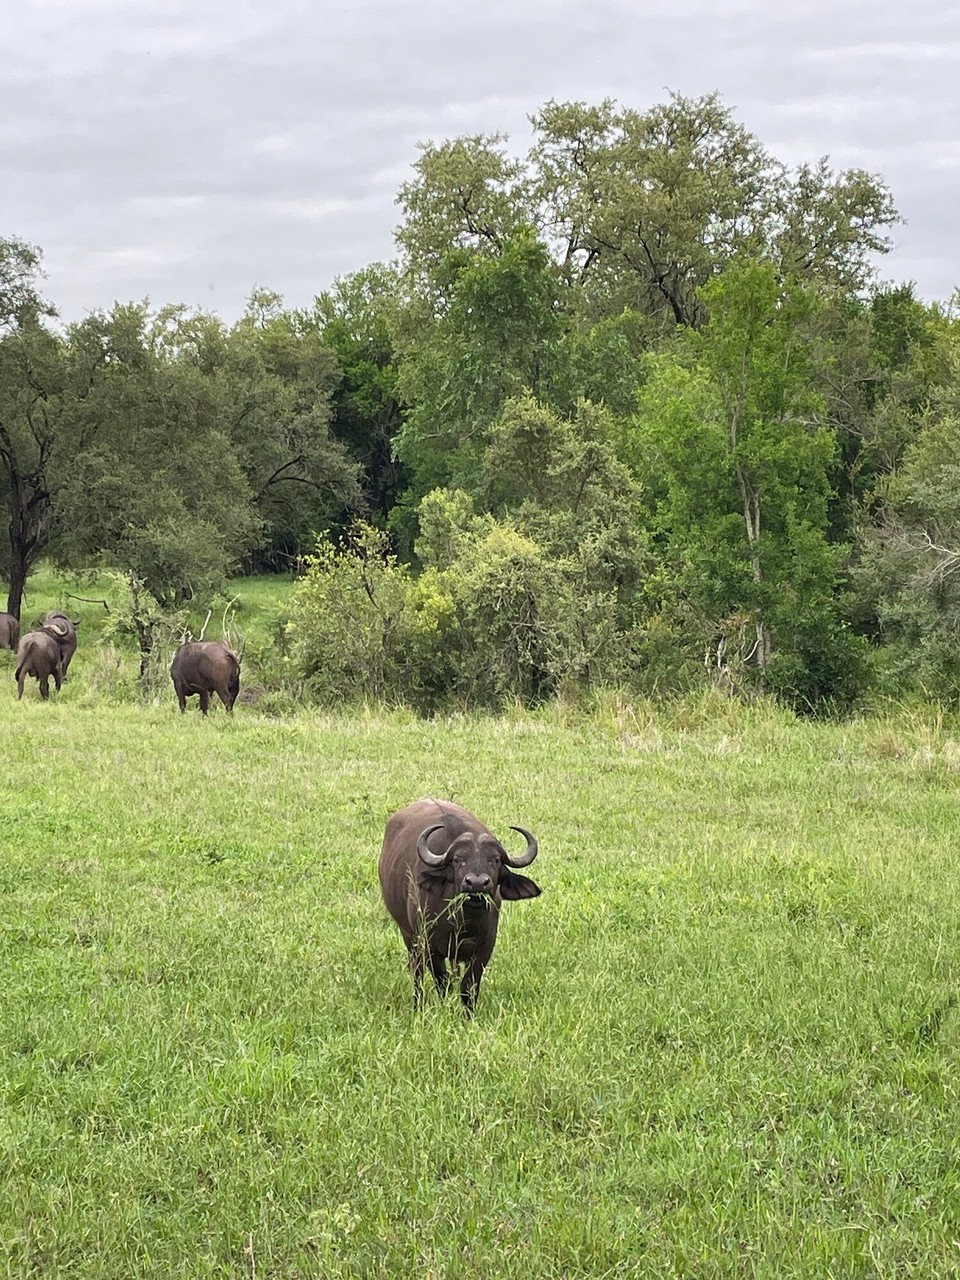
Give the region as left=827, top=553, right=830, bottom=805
left=379, top=799, right=541, bottom=1013
left=170, top=640, right=241, bottom=714
left=0, top=612, right=19, bottom=651
left=15, top=628, right=64, bottom=700
left=42, top=612, right=79, bottom=678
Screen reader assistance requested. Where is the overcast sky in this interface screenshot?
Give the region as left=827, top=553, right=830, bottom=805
left=4, top=0, right=958, bottom=323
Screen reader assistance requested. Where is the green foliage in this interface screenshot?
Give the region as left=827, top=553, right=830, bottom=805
left=310, top=265, right=406, bottom=524
left=484, top=394, right=647, bottom=599
left=398, top=92, right=898, bottom=338
left=394, top=230, right=562, bottom=495
left=286, top=524, right=409, bottom=703
left=53, top=304, right=259, bottom=607
left=414, top=486, right=488, bottom=571
left=0, top=243, right=118, bottom=616
left=3, top=90, right=958, bottom=714
left=855, top=354, right=960, bottom=702
left=224, top=293, right=360, bottom=566
left=637, top=263, right=859, bottom=707
left=443, top=520, right=568, bottom=705
left=396, top=132, right=533, bottom=275
left=287, top=506, right=632, bottom=712
left=285, top=523, right=454, bottom=709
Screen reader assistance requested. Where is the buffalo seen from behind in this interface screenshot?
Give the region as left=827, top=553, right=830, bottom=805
left=14, top=619, right=70, bottom=700
left=0, top=612, right=20, bottom=652
left=379, top=799, right=541, bottom=1014
left=170, top=640, right=241, bottom=714
left=42, top=612, right=79, bottom=678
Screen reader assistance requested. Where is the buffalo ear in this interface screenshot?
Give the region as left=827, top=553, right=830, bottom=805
left=499, top=869, right=541, bottom=900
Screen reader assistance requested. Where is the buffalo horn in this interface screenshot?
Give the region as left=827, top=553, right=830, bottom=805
left=47, top=621, right=68, bottom=637
left=416, top=823, right=450, bottom=868
left=503, top=826, right=538, bottom=867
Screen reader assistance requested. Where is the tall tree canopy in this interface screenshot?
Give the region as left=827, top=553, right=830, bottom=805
left=0, top=238, right=115, bottom=618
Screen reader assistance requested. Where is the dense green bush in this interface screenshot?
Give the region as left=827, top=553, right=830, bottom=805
left=287, top=512, right=636, bottom=712
left=286, top=524, right=418, bottom=706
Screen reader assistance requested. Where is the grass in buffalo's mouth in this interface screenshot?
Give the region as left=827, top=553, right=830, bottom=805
left=2, top=692, right=960, bottom=1277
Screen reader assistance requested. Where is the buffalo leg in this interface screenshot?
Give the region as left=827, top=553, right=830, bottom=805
left=54, top=667, right=63, bottom=692
left=408, top=946, right=449, bottom=1008
left=16, top=674, right=25, bottom=701
left=460, top=958, right=487, bottom=1015
left=39, top=675, right=50, bottom=700
left=198, top=689, right=211, bottom=716
left=428, top=951, right=449, bottom=999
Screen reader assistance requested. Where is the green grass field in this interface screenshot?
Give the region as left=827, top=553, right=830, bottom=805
left=4, top=574, right=960, bottom=1275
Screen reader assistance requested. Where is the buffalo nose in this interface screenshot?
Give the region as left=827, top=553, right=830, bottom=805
left=463, top=873, right=493, bottom=895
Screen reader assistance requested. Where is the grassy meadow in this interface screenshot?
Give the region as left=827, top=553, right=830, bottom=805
left=4, top=572, right=960, bottom=1275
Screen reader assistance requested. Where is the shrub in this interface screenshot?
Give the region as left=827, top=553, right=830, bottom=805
left=286, top=525, right=414, bottom=705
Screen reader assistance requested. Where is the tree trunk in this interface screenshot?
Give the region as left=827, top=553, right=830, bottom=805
left=1, top=429, right=49, bottom=621
left=735, top=462, right=770, bottom=689
left=6, top=481, right=38, bottom=622
left=128, top=571, right=156, bottom=682
left=6, top=545, right=27, bottom=621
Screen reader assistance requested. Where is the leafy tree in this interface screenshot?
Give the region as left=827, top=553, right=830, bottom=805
left=813, top=285, right=943, bottom=547
left=393, top=230, right=563, bottom=498
left=286, top=523, right=413, bottom=703
left=396, top=134, right=533, bottom=284
left=397, top=92, right=898, bottom=335
left=389, top=92, right=899, bottom=570
left=0, top=239, right=111, bottom=618
left=310, top=266, right=406, bottom=526
left=483, top=393, right=647, bottom=604
left=54, top=303, right=259, bottom=608
left=854, top=319, right=960, bottom=698
left=222, top=291, right=361, bottom=570
left=637, top=262, right=859, bottom=705
left=529, top=94, right=773, bottom=328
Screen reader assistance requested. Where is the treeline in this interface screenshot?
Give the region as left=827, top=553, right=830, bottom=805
left=3, top=92, right=959, bottom=712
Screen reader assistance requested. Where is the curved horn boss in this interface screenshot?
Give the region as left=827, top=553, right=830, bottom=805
left=416, top=823, right=449, bottom=868
left=503, top=825, right=539, bottom=868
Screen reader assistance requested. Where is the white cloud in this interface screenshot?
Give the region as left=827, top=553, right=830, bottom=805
left=770, top=94, right=908, bottom=123
left=804, top=40, right=960, bottom=62
left=917, top=140, right=960, bottom=170
left=252, top=134, right=298, bottom=155
left=257, top=197, right=361, bottom=220
left=89, top=245, right=190, bottom=271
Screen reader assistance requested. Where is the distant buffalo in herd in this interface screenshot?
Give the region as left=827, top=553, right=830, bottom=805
left=0, top=612, right=19, bottom=651
left=379, top=799, right=542, bottom=1014
left=15, top=619, right=68, bottom=700
left=7, top=612, right=80, bottom=701
left=170, top=640, right=241, bottom=715
left=7, top=612, right=245, bottom=716
left=44, top=612, right=79, bottom=677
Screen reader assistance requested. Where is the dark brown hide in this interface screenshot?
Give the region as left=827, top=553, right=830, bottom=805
left=42, top=612, right=79, bottom=678
left=0, top=613, right=19, bottom=651
left=170, top=641, right=241, bottom=715
left=15, top=630, right=64, bottom=700
left=378, top=798, right=541, bottom=1013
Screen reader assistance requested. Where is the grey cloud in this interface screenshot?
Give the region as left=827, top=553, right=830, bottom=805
left=2, top=0, right=958, bottom=320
